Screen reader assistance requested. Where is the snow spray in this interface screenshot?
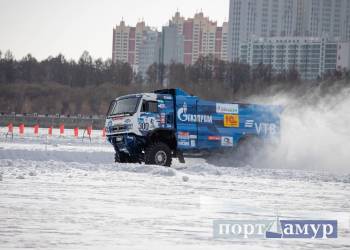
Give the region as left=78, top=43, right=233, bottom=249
left=247, top=85, right=350, bottom=174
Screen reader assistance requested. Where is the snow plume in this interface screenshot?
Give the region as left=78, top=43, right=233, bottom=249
left=247, top=83, right=350, bottom=174
left=205, top=82, right=350, bottom=174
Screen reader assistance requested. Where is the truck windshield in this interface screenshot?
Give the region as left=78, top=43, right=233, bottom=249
left=108, top=97, right=140, bottom=116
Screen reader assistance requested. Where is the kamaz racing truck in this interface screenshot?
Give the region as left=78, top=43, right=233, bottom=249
left=105, top=88, right=282, bottom=166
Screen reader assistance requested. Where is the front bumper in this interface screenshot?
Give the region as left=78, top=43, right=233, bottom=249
left=107, top=133, right=144, bottom=155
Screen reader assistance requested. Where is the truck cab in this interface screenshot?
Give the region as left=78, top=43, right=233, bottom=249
left=105, top=91, right=177, bottom=166
left=105, top=89, right=282, bottom=167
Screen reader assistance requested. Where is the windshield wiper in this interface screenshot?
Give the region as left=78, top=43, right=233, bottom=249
left=116, top=112, right=132, bottom=116
left=109, top=112, right=132, bottom=117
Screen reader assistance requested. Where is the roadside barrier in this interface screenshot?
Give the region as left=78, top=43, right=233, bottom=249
left=3, top=122, right=107, bottom=139
left=19, top=123, right=25, bottom=136
left=5, top=123, right=14, bottom=140
left=87, top=125, right=92, bottom=136
left=34, top=124, right=39, bottom=136
left=48, top=126, right=53, bottom=136
left=74, top=127, right=79, bottom=137
left=8, top=123, right=13, bottom=133
left=59, top=124, right=65, bottom=136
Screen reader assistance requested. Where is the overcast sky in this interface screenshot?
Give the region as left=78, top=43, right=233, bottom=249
left=0, top=0, right=229, bottom=61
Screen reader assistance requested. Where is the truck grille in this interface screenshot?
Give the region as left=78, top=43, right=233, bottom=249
left=112, top=124, right=127, bottom=132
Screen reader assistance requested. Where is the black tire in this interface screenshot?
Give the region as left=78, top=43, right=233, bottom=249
left=144, top=142, right=172, bottom=167
left=115, top=151, right=128, bottom=163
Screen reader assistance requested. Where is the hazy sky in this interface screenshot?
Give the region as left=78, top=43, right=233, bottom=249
left=0, top=0, right=229, bottom=61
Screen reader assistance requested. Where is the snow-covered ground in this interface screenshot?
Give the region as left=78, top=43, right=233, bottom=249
left=0, top=131, right=349, bottom=250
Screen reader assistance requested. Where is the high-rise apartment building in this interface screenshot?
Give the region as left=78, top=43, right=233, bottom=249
left=138, top=30, right=161, bottom=77
left=169, top=12, right=228, bottom=65
left=112, top=20, right=152, bottom=71
left=112, top=21, right=130, bottom=64
left=113, top=12, right=229, bottom=73
left=228, top=0, right=350, bottom=61
left=299, top=0, right=350, bottom=41
left=161, top=25, right=184, bottom=65
left=228, top=0, right=300, bottom=61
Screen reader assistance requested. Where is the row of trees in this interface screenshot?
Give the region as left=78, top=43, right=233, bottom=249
left=1, top=50, right=349, bottom=114
left=2, top=50, right=349, bottom=88
left=0, top=50, right=133, bottom=86
left=0, top=50, right=307, bottom=88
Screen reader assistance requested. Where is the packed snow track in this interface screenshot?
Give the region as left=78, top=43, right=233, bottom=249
left=0, top=135, right=349, bottom=250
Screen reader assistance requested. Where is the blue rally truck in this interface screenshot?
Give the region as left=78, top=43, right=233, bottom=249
left=105, top=88, right=281, bottom=166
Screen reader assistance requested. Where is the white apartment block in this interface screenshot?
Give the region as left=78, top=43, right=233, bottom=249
left=239, top=37, right=350, bottom=80
left=337, top=42, right=350, bottom=70
left=228, top=0, right=300, bottom=61
left=112, top=21, right=130, bottom=64
left=228, top=0, right=350, bottom=61
left=300, top=0, right=350, bottom=41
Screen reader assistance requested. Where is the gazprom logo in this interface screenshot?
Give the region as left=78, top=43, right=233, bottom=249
left=177, top=102, right=212, bottom=123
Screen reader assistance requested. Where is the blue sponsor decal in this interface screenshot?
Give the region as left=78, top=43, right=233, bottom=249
left=177, top=102, right=212, bottom=123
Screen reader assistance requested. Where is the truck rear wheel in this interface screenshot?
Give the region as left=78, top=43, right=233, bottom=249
left=145, top=142, right=172, bottom=167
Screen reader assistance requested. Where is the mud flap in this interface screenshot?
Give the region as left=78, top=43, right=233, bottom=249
left=177, top=151, right=185, bottom=164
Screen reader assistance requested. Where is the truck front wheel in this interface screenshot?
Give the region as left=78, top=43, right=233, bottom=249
left=145, top=142, right=172, bottom=167
left=115, top=151, right=128, bottom=163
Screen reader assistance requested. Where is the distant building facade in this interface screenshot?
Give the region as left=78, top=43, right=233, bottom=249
left=228, top=0, right=301, bottom=61
left=239, top=37, right=349, bottom=80
left=113, top=12, right=229, bottom=75
left=299, top=0, right=350, bottom=41
left=165, top=12, right=228, bottom=65
left=138, top=30, right=161, bottom=77
left=112, top=21, right=146, bottom=70
left=337, top=42, right=350, bottom=70
left=112, top=20, right=159, bottom=74
left=228, top=0, right=350, bottom=61
left=161, top=25, right=184, bottom=65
